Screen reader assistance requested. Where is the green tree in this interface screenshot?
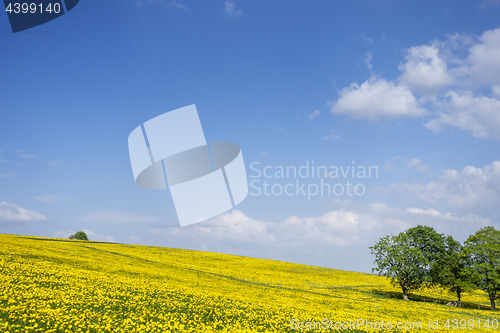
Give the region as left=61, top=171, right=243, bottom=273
left=463, top=226, right=500, bottom=311
left=370, top=225, right=446, bottom=301
left=405, top=225, right=446, bottom=263
left=430, top=235, right=473, bottom=307
left=69, top=231, right=89, bottom=241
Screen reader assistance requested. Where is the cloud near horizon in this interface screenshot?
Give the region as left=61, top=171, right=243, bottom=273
left=0, top=202, right=47, bottom=222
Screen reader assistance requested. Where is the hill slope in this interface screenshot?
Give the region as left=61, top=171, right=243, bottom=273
left=0, top=234, right=498, bottom=332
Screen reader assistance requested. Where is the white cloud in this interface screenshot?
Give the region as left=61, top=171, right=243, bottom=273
left=424, top=28, right=500, bottom=139
left=386, top=161, right=500, bottom=217
left=330, top=77, right=426, bottom=120
left=466, top=28, right=500, bottom=86
left=82, top=229, right=116, bottom=242
left=34, top=194, right=61, bottom=203
left=150, top=200, right=493, bottom=251
left=330, top=27, right=500, bottom=140
left=136, top=196, right=497, bottom=272
left=225, top=1, right=242, bottom=17
left=308, top=110, right=320, bottom=121
left=406, top=207, right=452, bottom=219
left=79, top=211, right=163, bottom=223
left=179, top=209, right=373, bottom=247
left=0, top=202, right=47, bottom=222
left=405, top=207, right=490, bottom=228
left=399, top=44, right=453, bottom=97
left=199, top=210, right=275, bottom=243
left=425, top=91, right=500, bottom=140
left=280, top=210, right=368, bottom=246
left=54, top=229, right=73, bottom=239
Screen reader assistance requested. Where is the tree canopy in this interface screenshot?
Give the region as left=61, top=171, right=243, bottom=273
left=463, top=226, right=500, bottom=311
left=371, top=225, right=447, bottom=301
left=370, top=225, right=445, bottom=301
left=429, top=235, right=472, bottom=307
left=69, top=231, right=89, bottom=241
left=372, top=225, right=500, bottom=311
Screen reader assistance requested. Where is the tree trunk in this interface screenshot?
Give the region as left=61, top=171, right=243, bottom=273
left=456, top=290, right=462, bottom=308
left=402, top=286, right=409, bottom=301
left=490, top=297, right=496, bottom=311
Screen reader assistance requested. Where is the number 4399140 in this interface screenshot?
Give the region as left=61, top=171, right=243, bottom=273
left=5, top=2, right=62, bottom=14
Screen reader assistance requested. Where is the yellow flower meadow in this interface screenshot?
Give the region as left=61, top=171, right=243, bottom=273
left=0, top=233, right=498, bottom=332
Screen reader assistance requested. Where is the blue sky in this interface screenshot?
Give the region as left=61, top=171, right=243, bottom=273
left=1, top=0, right=500, bottom=273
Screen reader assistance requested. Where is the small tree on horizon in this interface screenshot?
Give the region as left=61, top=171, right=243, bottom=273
left=69, top=231, right=89, bottom=241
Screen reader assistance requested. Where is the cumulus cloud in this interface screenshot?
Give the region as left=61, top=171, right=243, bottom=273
left=385, top=161, right=500, bottom=218
left=425, top=91, right=500, bottom=139
left=198, top=210, right=275, bottom=243
left=133, top=190, right=497, bottom=272
left=149, top=199, right=493, bottom=255
left=399, top=44, right=453, bottom=97
left=423, top=28, right=500, bottom=139
left=466, top=28, right=500, bottom=86
left=280, top=210, right=369, bottom=246
left=224, top=1, right=242, bottom=17
left=0, top=202, right=47, bottom=222
left=330, top=27, right=500, bottom=140
left=79, top=211, right=163, bottom=223
left=82, top=229, right=116, bottom=242
left=167, top=209, right=378, bottom=248
left=330, top=77, right=426, bottom=120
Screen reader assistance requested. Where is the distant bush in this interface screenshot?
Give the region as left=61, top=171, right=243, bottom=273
left=69, top=231, right=89, bottom=241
